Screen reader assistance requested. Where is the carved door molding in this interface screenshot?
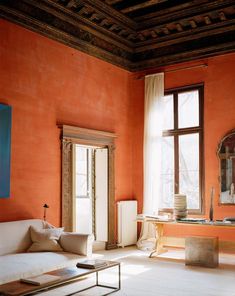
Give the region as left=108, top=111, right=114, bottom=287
left=59, top=125, right=117, bottom=250
left=61, top=139, right=73, bottom=232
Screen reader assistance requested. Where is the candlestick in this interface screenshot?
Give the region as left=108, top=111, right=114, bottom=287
left=43, top=204, right=49, bottom=221
left=209, top=187, right=214, bottom=222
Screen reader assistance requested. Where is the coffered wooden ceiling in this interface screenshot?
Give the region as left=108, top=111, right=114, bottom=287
left=1, top=0, right=235, bottom=71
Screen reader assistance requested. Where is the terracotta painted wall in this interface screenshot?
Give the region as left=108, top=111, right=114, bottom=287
left=132, top=53, right=235, bottom=241
left=1, top=18, right=235, bottom=242
left=0, top=20, right=143, bottom=226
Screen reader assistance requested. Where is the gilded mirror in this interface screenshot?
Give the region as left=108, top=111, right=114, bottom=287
left=217, top=130, right=235, bottom=204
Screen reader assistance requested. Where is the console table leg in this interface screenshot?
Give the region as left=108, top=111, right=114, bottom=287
left=149, top=223, right=167, bottom=258
left=118, top=264, right=121, bottom=290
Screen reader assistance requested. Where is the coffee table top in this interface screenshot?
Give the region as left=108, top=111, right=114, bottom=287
left=0, top=261, right=120, bottom=296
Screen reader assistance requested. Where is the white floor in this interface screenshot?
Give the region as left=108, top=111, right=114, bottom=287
left=39, top=247, right=235, bottom=296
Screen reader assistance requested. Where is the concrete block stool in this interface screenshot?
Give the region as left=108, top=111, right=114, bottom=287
left=185, top=236, right=219, bottom=268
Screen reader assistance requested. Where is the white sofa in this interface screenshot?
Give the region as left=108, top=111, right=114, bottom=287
left=0, top=219, right=94, bottom=285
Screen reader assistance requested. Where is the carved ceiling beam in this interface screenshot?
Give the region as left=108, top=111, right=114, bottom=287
left=137, top=0, right=234, bottom=29
left=105, top=0, right=123, bottom=5
left=30, top=0, right=135, bottom=48
left=136, top=7, right=234, bottom=45
left=0, top=1, right=132, bottom=68
left=135, top=22, right=235, bottom=52
left=120, top=0, right=167, bottom=14
left=64, top=1, right=137, bottom=42
left=82, top=0, right=137, bottom=29
left=132, top=37, right=235, bottom=71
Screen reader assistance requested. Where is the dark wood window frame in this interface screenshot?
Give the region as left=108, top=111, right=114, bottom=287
left=160, top=83, right=204, bottom=215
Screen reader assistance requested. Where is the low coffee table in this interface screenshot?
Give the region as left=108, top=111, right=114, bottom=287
left=0, top=261, right=120, bottom=296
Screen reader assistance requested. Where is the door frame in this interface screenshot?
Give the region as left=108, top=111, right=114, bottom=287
left=59, top=125, right=117, bottom=250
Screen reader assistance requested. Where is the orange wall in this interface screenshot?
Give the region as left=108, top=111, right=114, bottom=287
left=134, top=54, right=235, bottom=241
left=1, top=19, right=235, bottom=242
left=0, top=20, right=143, bottom=226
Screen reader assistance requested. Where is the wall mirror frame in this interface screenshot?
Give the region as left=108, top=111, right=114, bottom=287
left=217, top=129, right=235, bottom=205
left=59, top=124, right=117, bottom=250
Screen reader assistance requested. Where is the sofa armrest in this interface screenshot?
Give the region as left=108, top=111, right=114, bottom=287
left=60, top=232, right=94, bottom=257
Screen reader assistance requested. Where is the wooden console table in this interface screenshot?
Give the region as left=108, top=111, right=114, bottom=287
left=138, top=218, right=235, bottom=258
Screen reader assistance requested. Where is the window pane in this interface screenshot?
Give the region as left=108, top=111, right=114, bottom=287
left=159, top=136, right=174, bottom=208
left=76, top=174, right=87, bottom=196
left=162, top=95, right=174, bottom=130
left=178, top=90, right=199, bottom=128
left=179, top=133, right=200, bottom=209
left=76, top=198, right=92, bottom=234
left=76, top=146, right=87, bottom=174
left=76, top=146, right=88, bottom=197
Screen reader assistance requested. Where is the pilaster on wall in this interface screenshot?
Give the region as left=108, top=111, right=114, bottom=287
left=61, top=139, right=73, bottom=232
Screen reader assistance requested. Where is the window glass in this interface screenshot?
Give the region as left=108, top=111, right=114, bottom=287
left=76, top=175, right=87, bottom=196
left=179, top=133, right=200, bottom=209
left=159, top=136, right=174, bottom=208
left=76, top=146, right=88, bottom=197
left=76, top=147, right=87, bottom=174
left=162, top=95, right=174, bottom=130
left=178, top=90, right=199, bottom=128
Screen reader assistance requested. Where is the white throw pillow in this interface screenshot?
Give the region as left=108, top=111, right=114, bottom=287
left=27, top=226, right=64, bottom=252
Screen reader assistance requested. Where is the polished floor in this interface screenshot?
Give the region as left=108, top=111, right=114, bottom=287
left=39, top=247, right=235, bottom=296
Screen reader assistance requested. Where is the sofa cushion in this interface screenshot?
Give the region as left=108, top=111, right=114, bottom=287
left=0, top=252, right=82, bottom=285
left=0, top=220, right=46, bottom=255
left=27, top=227, right=63, bottom=252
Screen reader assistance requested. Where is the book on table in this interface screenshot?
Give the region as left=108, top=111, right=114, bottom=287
left=20, top=274, right=61, bottom=286
left=76, top=259, right=108, bottom=269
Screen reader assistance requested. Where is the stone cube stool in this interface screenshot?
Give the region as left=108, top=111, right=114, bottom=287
left=185, top=236, right=219, bottom=268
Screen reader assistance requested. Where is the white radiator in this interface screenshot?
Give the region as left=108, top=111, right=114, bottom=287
left=117, top=200, right=137, bottom=247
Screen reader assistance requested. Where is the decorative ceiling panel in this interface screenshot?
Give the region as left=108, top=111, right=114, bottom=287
left=0, top=0, right=234, bottom=71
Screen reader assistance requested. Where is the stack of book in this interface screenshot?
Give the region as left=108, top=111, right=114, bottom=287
left=20, top=274, right=61, bottom=286
left=76, top=259, right=108, bottom=269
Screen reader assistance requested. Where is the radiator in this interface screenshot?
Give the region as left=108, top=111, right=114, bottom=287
left=117, top=200, right=137, bottom=247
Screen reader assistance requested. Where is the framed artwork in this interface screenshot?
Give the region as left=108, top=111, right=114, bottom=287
left=0, top=104, right=12, bottom=198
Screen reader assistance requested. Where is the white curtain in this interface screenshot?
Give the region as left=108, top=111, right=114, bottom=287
left=137, top=73, right=164, bottom=251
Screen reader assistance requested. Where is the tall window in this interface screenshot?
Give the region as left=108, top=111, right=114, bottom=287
left=159, top=84, right=204, bottom=214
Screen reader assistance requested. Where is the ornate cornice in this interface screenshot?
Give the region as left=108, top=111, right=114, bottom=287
left=0, top=0, right=234, bottom=71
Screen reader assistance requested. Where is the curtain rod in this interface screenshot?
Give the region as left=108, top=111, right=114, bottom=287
left=135, top=63, right=208, bottom=80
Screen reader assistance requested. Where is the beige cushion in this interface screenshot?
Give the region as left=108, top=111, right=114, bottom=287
left=27, top=226, right=64, bottom=252
left=0, top=219, right=46, bottom=255
left=60, top=233, right=94, bottom=257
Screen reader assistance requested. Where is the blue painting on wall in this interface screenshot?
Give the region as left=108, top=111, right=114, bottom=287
left=0, top=104, right=12, bottom=198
